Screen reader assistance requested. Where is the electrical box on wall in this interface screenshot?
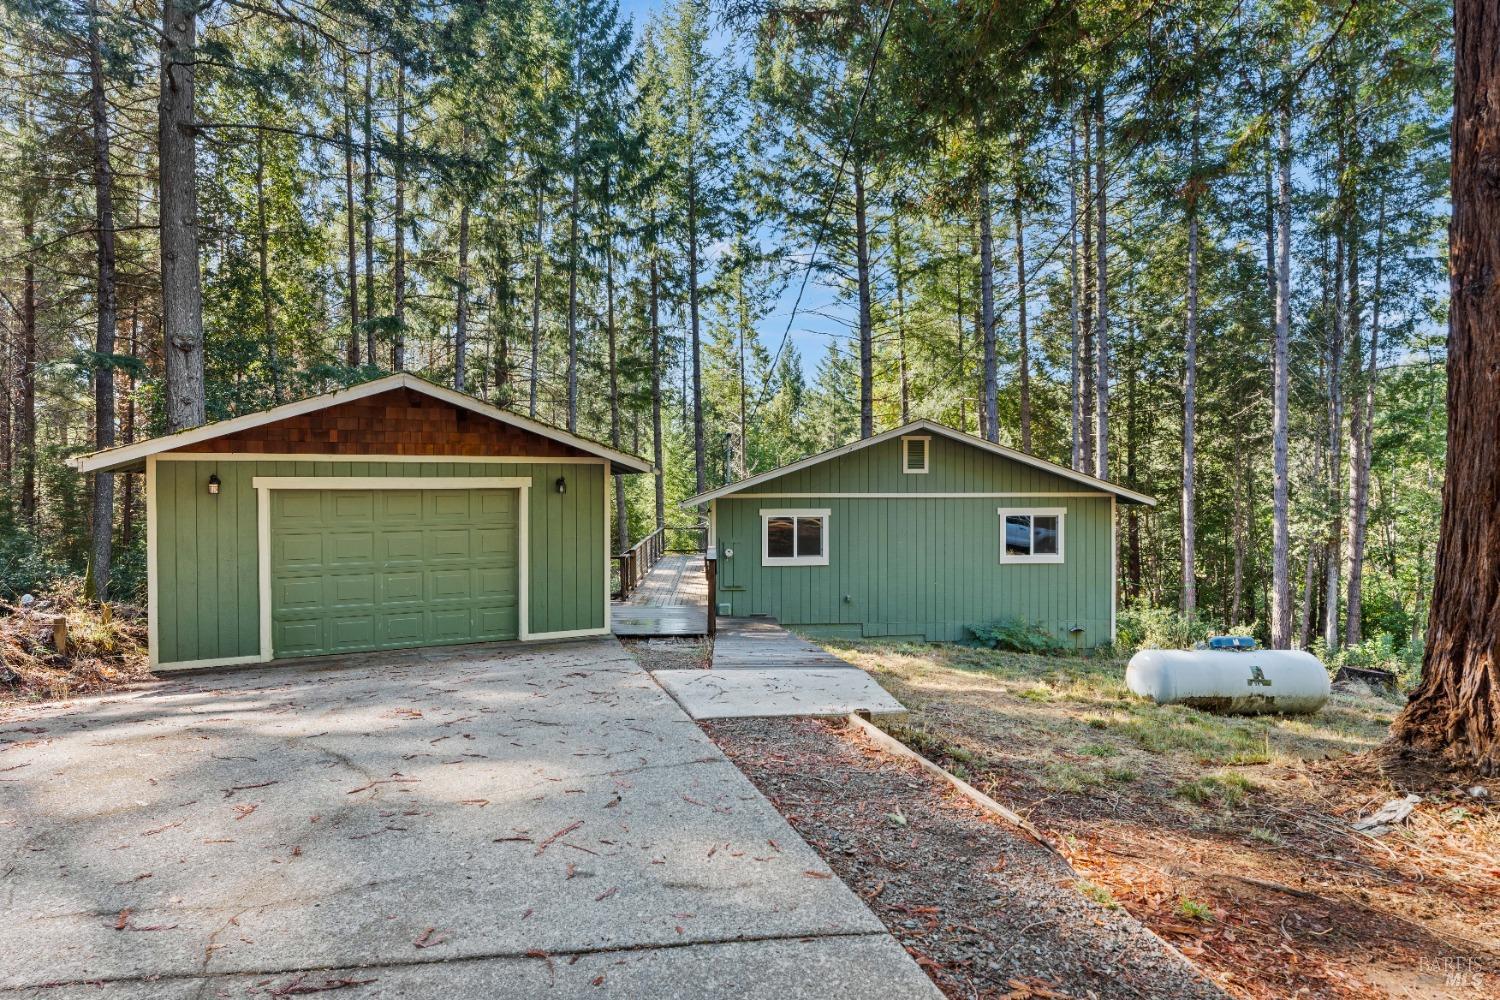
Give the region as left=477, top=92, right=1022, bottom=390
left=717, top=602, right=733, bottom=616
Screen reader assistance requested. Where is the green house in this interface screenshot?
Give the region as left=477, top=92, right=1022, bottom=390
left=684, top=422, right=1155, bottom=648
left=71, top=374, right=651, bottom=670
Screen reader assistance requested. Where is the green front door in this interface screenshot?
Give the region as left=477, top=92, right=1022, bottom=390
left=270, top=488, right=520, bottom=657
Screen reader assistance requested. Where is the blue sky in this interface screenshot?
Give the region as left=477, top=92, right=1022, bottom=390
left=616, top=0, right=848, bottom=385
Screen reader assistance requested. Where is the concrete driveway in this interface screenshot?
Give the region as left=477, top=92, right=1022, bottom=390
left=0, top=639, right=939, bottom=998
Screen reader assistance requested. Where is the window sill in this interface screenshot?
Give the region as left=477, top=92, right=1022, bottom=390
left=762, top=556, right=830, bottom=568
left=1000, top=555, right=1065, bottom=565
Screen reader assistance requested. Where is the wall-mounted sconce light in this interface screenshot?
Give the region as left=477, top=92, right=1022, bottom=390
left=207, top=473, right=221, bottom=496
left=554, top=476, right=567, bottom=495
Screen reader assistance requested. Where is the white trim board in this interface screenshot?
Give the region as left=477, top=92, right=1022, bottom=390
left=252, top=476, right=535, bottom=661
left=156, top=453, right=607, bottom=465
left=250, top=476, right=532, bottom=491
left=901, top=435, right=931, bottom=474
left=145, top=456, right=159, bottom=669
left=719, top=491, right=1111, bottom=499
left=759, top=508, right=831, bottom=567
left=997, top=507, right=1067, bottom=565
left=680, top=419, right=1154, bottom=507
left=71, top=372, right=653, bottom=475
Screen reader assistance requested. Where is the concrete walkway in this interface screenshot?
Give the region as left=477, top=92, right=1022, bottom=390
left=0, top=638, right=938, bottom=998
left=654, top=618, right=907, bottom=721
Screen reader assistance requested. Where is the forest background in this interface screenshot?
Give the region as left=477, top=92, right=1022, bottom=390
left=0, top=0, right=1451, bottom=675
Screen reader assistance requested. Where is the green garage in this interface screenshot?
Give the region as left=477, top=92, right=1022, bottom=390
left=70, top=374, right=652, bottom=670
left=269, top=487, right=521, bottom=657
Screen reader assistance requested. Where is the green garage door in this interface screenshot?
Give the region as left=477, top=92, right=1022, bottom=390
left=270, top=488, right=520, bottom=658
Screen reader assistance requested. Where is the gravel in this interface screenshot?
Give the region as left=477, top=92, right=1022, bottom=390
left=705, top=717, right=1228, bottom=1000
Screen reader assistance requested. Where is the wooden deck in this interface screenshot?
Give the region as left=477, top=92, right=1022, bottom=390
left=610, top=553, right=708, bottom=637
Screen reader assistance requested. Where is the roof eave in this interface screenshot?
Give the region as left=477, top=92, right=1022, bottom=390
left=68, top=373, right=654, bottom=475
left=678, top=419, right=1156, bottom=507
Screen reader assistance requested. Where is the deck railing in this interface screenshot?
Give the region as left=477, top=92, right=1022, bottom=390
left=664, top=522, right=708, bottom=553
left=612, top=528, right=666, bottom=601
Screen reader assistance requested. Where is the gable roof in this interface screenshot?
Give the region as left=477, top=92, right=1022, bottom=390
left=681, top=419, right=1156, bottom=506
left=70, top=373, right=654, bottom=475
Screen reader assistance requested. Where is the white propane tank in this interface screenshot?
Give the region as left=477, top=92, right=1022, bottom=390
left=1125, top=647, right=1330, bottom=715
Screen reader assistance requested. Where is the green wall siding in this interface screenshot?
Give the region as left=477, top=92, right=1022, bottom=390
left=750, top=434, right=1089, bottom=495
left=712, top=434, right=1117, bottom=645
left=153, top=460, right=605, bottom=664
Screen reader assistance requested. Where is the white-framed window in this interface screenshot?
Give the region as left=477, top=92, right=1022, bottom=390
left=998, top=507, right=1065, bottom=564
left=760, top=508, right=830, bottom=566
left=901, top=435, right=930, bottom=474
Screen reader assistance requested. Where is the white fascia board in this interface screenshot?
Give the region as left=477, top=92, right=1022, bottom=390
left=680, top=419, right=1155, bottom=508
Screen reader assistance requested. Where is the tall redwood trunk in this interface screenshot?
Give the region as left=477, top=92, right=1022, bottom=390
left=854, top=160, right=874, bottom=439
left=362, top=45, right=376, bottom=366
left=1391, top=0, right=1500, bottom=772
left=1270, top=98, right=1294, bottom=649
left=254, top=128, right=279, bottom=402
left=1093, top=87, right=1110, bottom=480
left=1068, top=125, right=1083, bottom=470
left=392, top=60, right=407, bottom=371
left=1013, top=170, right=1031, bottom=452
left=892, top=199, right=909, bottom=424
left=649, top=254, right=664, bottom=532
left=87, top=0, right=118, bottom=600
left=1347, top=196, right=1384, bottom=645
left=977, top=168, right=998, bottom=443
left=342, top=51, right=360, bottom=367
left=160, top=0, right=205, bottom=431
left=1182, top=103, right=1200, bottom=617
left=455, top=200, right=470, bottom=391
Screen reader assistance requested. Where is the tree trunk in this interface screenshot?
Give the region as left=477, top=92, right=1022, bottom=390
left=529, top=170, right=543, bottom=418
left=1182, top=105, right=1200, bottom=617
left=1324, top=206, right=1348, bottom=652
left=565, top=120, right=580, bottom=433
left=254, top=128, right=279, bottom=403
left=392, top=60, right=407, bottom=372
left=688, top=175, right=704, bottom=496
left=1069, top=124, right=1083, bottom=470
left=650, top=255, right=664, bottom=532
left=1391, top=0, right=1500, bottom=772
left=1013, top=169, right=1031, bottom=452
left=604, top=171, right=626, bottom=553
left=362, top=44, right=376, bottom=366
left=455, top=199, right=470, bottom=391
left=1080, top=110, right=1096, bottom=475
left=892, top=198, right=909, bottom=424
left=342, top=51, right=360, bottom=367
left=735, top=268, right=747, bottom=478
left=160, top=0, right=205, bottom=432
left=1093, top=87, right=1111, bottom=480
left=87, top=0, right=117, bottom=601
left=977, top=172, right=998, bottom=443
left=1270, top=98, right=1294, bottom=649
left=854, top=160, right=875, bottom=439
left=1347, top=195, right=1384, bottom=646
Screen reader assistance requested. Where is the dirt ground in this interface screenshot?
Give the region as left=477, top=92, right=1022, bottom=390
left=820, top=640, right=1499, bottom=1000
left=706, top=716, right=1225, bottom=1000
left=0, top=592, right=150, bottom=706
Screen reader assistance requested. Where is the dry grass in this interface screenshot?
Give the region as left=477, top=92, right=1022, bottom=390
left=1, top=583, right=152, bottom=706
left=820, top=638, right=1500, bottom=1000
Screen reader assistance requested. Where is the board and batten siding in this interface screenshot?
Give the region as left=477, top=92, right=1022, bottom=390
left=151, top=458, right=605, bottom=666
left=711, top=434, right=1117, bottom=645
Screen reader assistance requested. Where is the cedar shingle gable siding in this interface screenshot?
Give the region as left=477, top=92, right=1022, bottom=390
left=170, top=388, right=591, bottom=459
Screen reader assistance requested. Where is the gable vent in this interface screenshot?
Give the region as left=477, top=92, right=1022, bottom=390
left=902, top=436, right=929, bottom=474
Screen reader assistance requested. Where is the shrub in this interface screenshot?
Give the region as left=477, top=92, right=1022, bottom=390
left=1316, top=632, right=1424, bottom=690
left=1114, top=602, right=1258, bottom=654
left=965, top=616, right=1068, bottom=655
